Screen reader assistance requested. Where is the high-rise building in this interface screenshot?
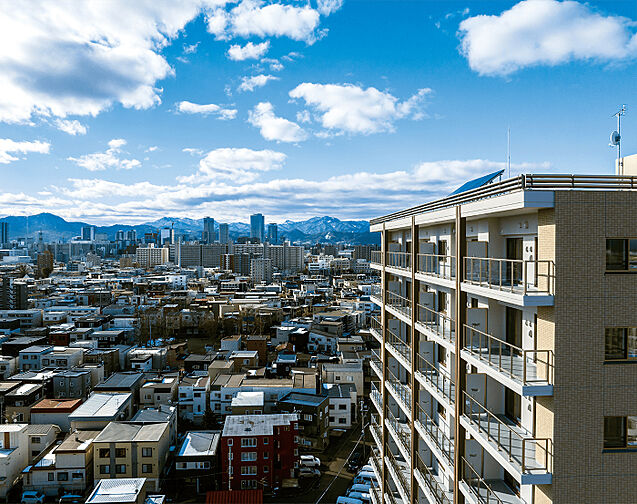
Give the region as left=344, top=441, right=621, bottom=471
left=219, top=223, right=229, bottom=244
left=160, top=227, right=174, bottom=245
left=135, top=244, right=169, bottom=268
left=203, top=217, right=215, bottom=243
left=37, top=250, right=54, bottom=277
left=0, top=276, right=28, bottom=310
left=0, top=222, right=8, bottom=246
left=115, top=230, right=125, bottom=242
left=367, top=173, right=637, bottom=504
left=126, top=229, right=137, bottom=242
left=81, top=225, right=95, bottom=242
left=267, top=223, right=278, bottom=244
left=250, top=257, right=273, bottom=283
left=250, top=213, right=265, bottom=242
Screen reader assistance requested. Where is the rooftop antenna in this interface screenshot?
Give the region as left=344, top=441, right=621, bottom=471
left=507, top=127, right=511, bottom=178
left=610, top=105, right=626, bottom=173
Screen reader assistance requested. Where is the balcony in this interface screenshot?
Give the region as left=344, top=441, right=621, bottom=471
left=371, top=284, right=382, bottom=305
left=386, top=408, right=411, bottom=460
left=370, top=349, right=383, bottom=380
left=387, top=251, right=411, bottom=272
left=414, top=451, right=453, bottom=504
left=386, top=367, right=411, bottom=415
left=415, top=353, right=455, bottom=408
left=461, top=392, right=552, bottom=484
left=463, top=257, right=555, bottom=306
left=386, top=325, right=411, bottom=369
left=459, top=456, right=525, bottom=504
left=370, top=446, right=383, bottom=482
left=370, top=414, right=383, bottom=447
left=415, top=304, right=455, bottom=347
left=462, top=325, right=553, bottom=396
left=370, top=381, right=382, bottom=414
left=386, top=291, right=412, bottom=320
left=417, top=254, right=456, bottom=282
left=371, top=250, right=382, bottom=267
left=370, top=316, right=383, bottom=344
left=386, top=448, right=411, bottom=502
left=415, top=402, right=454, bottom=468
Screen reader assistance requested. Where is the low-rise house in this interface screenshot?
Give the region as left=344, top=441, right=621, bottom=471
left=94, top=372, right=145, bottom=408
left=178, top=375, right=209, bottom=425
left=93, top=421, right=170, bottom=491
left=1, top=335, right=48, bottom=358
left=175, top=431, right=221, bottom=494
left=229, top=350, right=259, bottom=370
left=86, top=478, right=148, bottom=504
left=130, top=354, right=152, bottom=371
left=53, top=369, right=92, bottom=399
left=131, top=405, right=178, bottom=446
left=22, top=429, right=100, bottom=498
left=19, top=344, right=54, bottom=371
left=69, top=392, right=133, bottom=431
left=41, top=347, right=84, bottom=369
left=0, top=424, right=28, bottom=498
left=89, top=330, right=126, bottom=348
left=183, top=353, right=217, bottom=374
left=320, top=362, right=363, bottom=398
left=278, top=392, right=329, bottom=451
left=5, top=383, right=44, bottom=422
left=31, top=398, right=83, bottom=432
left=307, top=329, right=337, bottom=354
left=231, top=391, right=264, bottom=415
left=324, top=383, right=357, bottom=430
left=24, top=423, right=61, bottom=463
left=0, top=355, right=16, bottom=379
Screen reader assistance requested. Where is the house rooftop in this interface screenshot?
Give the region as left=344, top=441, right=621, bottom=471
left=177, top=431, right=220, bottom=458
left=94, top=421, right=168, bottom=443
left=32, top=398, right=83, bottom=412
left=231, top=391, right=264, bottom=407
left=86, top=477, right=147, bottom=504
left=222, top=414, right=298, bottom=437
left=68, top=393, right=131, bottom=420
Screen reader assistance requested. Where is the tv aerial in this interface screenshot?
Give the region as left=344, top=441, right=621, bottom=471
left=610, top=105, right=626, bottom=161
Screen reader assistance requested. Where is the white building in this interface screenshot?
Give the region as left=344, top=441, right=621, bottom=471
left=135, top=245, right=169, bottom=268
left=178, top=375, right=210, bottom=425
left=250, top=257, right=273, bottom=283
left=0, top=424, right=28, bottom=498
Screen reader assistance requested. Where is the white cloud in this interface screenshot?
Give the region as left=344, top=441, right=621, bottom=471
left=296, top=110, right=311, bottom=123
left=183, top=147, right=204, bottom=156
left=145, top=146, right=158, bottom=152
left=317, top=0, right=344, bottom=16
left=261, top=58, right=284, bottom=71
left=67, top=138, right=141, bottom=172
left=458, top=0, right=637, bottom=76
left=207, top=0, right=323, bottom=43
left=238, top=74, right=279, bottom=92
left=289, top=83, right=432, bottom=135
left=0, top=138, right=50, bottom=164
left=178, top=147, right=287, bottom=183
left=53, top=119, right=87, bottom=136
left=227, top=41, right=270, bottom=60
left=248, top=102, right=308, bottom=143
left=183, top=42, right=200, bottom=54
left=0, top=1, right=235, bottom=124
left=176, top=100, right=237, bottom=119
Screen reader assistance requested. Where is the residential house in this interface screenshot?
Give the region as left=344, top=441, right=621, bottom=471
left=140, top=376, right=178, bottom=409
left=324, top=383, right=357, bottom=430
left=320, top=362, right=363, bottom=398
left=175, top=431, right=221, bottom=494
left=178, top=375, right=209, bottom=425
left=53, top=369, right=92, bottom=399
left=31, top=398, right=83, bottom=432
left=69, top=392, right=133, bottom=431
left=4, top=383, right=44, bottom=423
left=19, top=345, right=53, bottom=371
left=278, top=392, right=329, bottom=451
left=86, top=478, right=148, bottom=504
left=0, top=424, right=28, bottom=498
left=24, top=423, right=61, bottom=463
left=131, top=405, right=178, bottom=446
left=231, top=391, right=264, bottom=415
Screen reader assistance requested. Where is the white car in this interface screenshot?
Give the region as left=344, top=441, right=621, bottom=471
left=299, top=467, right=321, bottom=478
left=300, top=454, right=321, bottom=468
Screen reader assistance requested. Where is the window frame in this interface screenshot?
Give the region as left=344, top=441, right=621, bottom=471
left=605, top=327, right=637, bottom=362
left=604, top=415, right=637, bottom=450
left=606, top=238, right=637, bottom=273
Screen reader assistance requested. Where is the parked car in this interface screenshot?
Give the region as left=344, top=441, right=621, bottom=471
left=300, top=455, right=321, bottom=468
left=299, top=467, right=321, bottom=478
left=21, top=491, right=45, bottom=504
left=59, top=495, right=83, bottom=504
left=346, top=450, right=362, bottom=471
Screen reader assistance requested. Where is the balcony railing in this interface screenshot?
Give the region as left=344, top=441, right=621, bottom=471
left=415, top=451, right=453, bottom=504
left=371, top=381, right=382, bottom=412
left=386, top=326, right=411, bottom=363
left=386, top=408, right=411, bottom=455
left=464, top=257, right=555, bottom=296
left=387, top=291, right=412, bottom=318
left=463, top=392, right=552, bottom=474
left=417, top=254, right=456, bottom=280
left=416, top=353, right=455, bottom=406
left=371, top=284, right=382, bottom=301
left=386, top=448, right=411, bottom=497
left=387, top=251, right=411, bottom=271
left=460, top=456, right=525, bottom=504
left=371, top=446, right=383, bottom=480
left=416, top=304, right=455, bottom=344
left=370, top=316, right=383, bottom=342
left=386, top=367, right=412, bottom=411
left=416, top=402, right=454, bottom=467
left=371, top=250, right=382, bottom=266
left=370, top=350, right=382, bottom=379
left=463, top=325, right=554, bottom=385
left=370, top=413, right=383, bottom=446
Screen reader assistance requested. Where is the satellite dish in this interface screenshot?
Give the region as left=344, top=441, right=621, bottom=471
left=610, top=130, right=621, bottom=146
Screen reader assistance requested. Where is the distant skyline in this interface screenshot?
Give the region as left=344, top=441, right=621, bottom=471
left=1, top=0, right=636, bottom=224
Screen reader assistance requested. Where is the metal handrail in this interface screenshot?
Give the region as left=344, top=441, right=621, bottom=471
left=416, top=353, right=455, bottom=405
left=370, top=381, right=382, bottom=411
left=370, top=413, right=383, bottom=444
left=371, top=250, right=382, bottom=265
left=415, top=451, right=453, bottom=504
left=417, top=254, right=456, bottom=280
left=463, top=257, right=555, bottom=295
left=463, top=325, right=554, bottom=384
left=386, top=291, right=412, bottom=317
left=386, top=251, right=411, bottom=270
left=463, top=392, right=552, bottom=473
left=386, top=326, right=411, bottom=362
left=386, top=366, right=412, bottom=410
left=386, top=408, right=411, bottom=453
left=416, top=303, right=456, bottom=343
left=370, top=173, right=637, bottom=226
left=461, top=456, right=507, bottom=504
left=415, top=402, right=454, bottom=466
left=386, top=448, right=411, bottom=495
left=370, top=316, right=383, bottom=340
left=371, top=284, right=382, bottom=298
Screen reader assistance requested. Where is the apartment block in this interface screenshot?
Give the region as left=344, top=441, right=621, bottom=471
left=367, top=174, right=637, bottom=504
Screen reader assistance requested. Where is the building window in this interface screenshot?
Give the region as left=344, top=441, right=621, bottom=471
left=115, top=448, right=126, bottom=458
left=115, top=464, right=126, bottom=474
left=142, top=464, right=153, bottom=473
left=98, top=448, right=110, bottom=458
left=241, top=452, right=257, bottom=461
left=241, top=466, right=258, bottom=475
left=438, top=291, right=447, bottom=313
left=339, top=418, right=346, bottom=424
left=438, top=240, right=448, bottom=257
left=604, top=416, right=637, bottom=449
left=605, top=328, right=637, bottom=360
left=338, top=404, right=347, bottom=410
left=57, top=472, right=69, bottom=481
left=264, top=466, right=269, bottom=473
left=48, top=473, right=54, bottom=481
left=606, top=239, right=637, bottom=271
left=71, top=472, right=83, bottom=479
left=99, top=465, right=110, bottom=475
left=303, top=414, right=312, bottom=421
left=241, top=438, right=257, bottom=447
left=227, top=439, right=233, bottom=446
left=263, top=438, right=268, bottom=445
left=31, top=437, right=41, bottom=444
left=142, top=447, right=153, bottom=457
left=241, top=480, right=258, bottom=489
left=264, top=452, right=269, bottom=459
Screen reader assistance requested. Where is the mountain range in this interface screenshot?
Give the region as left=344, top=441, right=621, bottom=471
left=0, top=213, right=379, bottom=245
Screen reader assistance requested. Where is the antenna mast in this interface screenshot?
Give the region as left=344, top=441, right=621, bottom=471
left=611, top=105, right=626, bottom=173
left=507, top=127, right=511, bottom=178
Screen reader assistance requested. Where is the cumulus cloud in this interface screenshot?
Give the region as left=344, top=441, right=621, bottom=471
left=0, top=139, right=51, bottom=164
left=238, top=74, right=279, bottom=92
left=0, top=1, right=239, bottom=124
left=178, top=147, right=287, bottom=183
left=67, top=138, right=141, bottom=172
left=248, top=102, right=308, bottom=143
left=176, top=100, right=237, bottom=119
left=53, top=119, right=88, bottom=136
left=458, top=0, right=637, bottom=76
left=289, top=83, right=432, bottom=135
left=207, top=0, right=323, bottom=43
left=227, top=41, right=270, bottom=60
left=317, top=0, right=344, bottom=16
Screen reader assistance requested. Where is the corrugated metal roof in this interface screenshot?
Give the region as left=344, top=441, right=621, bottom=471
left=206, top=489, right=263, bottom=504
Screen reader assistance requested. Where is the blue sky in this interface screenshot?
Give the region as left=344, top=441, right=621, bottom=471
left=0, top=0, right=636, bottom=224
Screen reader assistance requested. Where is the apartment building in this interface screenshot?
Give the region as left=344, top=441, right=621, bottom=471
left=0, top=424, right=28, bottom=498
left=367, top=173, right=637, bottom=504
left=135, top=245, right=169, bottom=269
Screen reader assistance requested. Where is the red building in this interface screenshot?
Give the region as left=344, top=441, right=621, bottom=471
left=221, top=413, right=299, bottom=491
